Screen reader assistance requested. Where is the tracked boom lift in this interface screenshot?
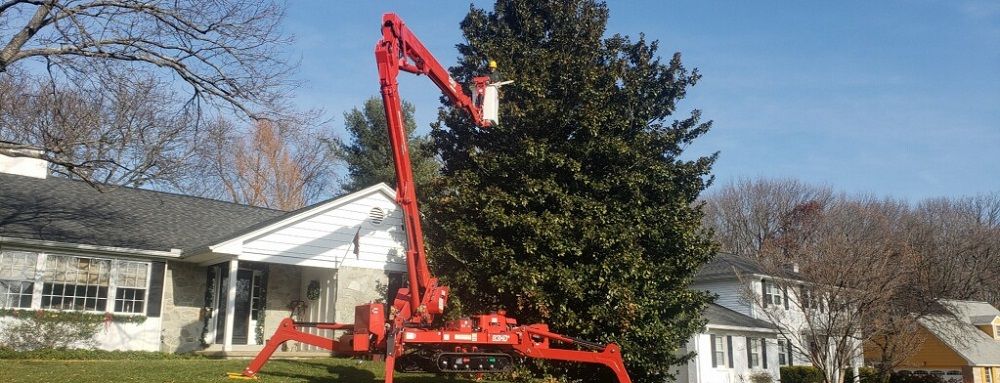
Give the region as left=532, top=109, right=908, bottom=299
left=230, top=13, right=632, bottom=383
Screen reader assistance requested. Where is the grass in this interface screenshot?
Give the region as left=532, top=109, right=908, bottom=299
left=0, top=358, right=494, bottom=383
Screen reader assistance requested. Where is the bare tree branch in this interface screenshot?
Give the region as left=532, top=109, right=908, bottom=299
left=1, top=0, right=295, bottom=185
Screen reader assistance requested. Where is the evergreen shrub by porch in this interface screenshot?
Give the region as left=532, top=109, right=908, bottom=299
left=780, top=366, right=824, bottom=383
left=0, top=310, right=101, bottom=351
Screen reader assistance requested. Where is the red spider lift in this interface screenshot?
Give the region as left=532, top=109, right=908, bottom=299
left=229, top=13, right=632, bottom=383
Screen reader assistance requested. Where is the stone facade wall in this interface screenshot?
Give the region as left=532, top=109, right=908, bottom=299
left=160, top=261, right=206, bottom=353
left=261, top=264, right=300, bottom=342
left=334, top=266, right=389, bottom=324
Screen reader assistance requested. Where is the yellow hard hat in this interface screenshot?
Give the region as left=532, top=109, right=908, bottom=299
left=488, top=60, right=497, bottom=69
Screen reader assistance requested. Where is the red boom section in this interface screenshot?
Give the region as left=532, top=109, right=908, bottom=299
left=234, top=13, right=632, bottom=383
left=375, top=13, right=490, bottom=324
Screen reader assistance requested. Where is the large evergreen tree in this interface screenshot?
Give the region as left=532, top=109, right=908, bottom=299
left=426, top=1, right=717, bottom=381
left=334, top=97, right=439, bottom=194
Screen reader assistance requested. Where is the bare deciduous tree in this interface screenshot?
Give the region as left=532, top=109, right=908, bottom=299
left=0, top=73, right=197, bottom=186
left=704, top=179, right=975, bottom=383
left=740, top=198, right=917, bottom=383
left=703, top=177, right=834, bottom=256
left=0, top=0, right=293, bottom=184
left=188, top=117, right=336, bottom=210
left=912, top=194, right=1000, bottom=306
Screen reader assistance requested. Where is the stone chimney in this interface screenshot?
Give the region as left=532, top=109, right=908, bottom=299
left=0, top=142, right=48, bottom=179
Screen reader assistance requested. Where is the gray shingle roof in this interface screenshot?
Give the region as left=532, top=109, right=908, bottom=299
left=697, top=253, right=764, bottom=280
left=919, top=300, right=1000, bottom=366
left=704, top=303, right=776, bottom=330
left=0, top=173, right=285, bottom=252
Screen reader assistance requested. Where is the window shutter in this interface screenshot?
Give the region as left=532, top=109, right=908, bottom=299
left=746, top=337, right=753, bottom=367
left=761, top=279, right=768, bottom=307
left=146, top=262, right=166, bottom=317
left=783, top=286, right=790, bottom=309
left=727, top=335, right=734, bottom=368
left=800, top=285, right=808, bottom=309
left=762, top=338, right=768, bottom=369
left=710, top=334, right=718, bottom=368
left=787, top=340, right=794, bottom=365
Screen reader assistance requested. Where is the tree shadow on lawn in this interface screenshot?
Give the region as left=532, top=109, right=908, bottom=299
left=258, top=359, right=472, bottom=383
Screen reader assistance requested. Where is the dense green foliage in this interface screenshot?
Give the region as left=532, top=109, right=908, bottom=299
left=0, top=310, right=104, bottom=351
left=0, top=308, right=146, bottom=323
left=780, top=366, right=825, bottom=383
left=334, top=97, right=439, bottom=195
left=843, top=367, right=878, bottom=383
left=426, top=1, right=716, bottom=381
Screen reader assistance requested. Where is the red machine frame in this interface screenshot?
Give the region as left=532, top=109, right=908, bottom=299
left=232, top=13, right=632, bottom=383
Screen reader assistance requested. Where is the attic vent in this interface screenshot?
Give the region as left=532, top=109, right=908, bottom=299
left=369, top=207, right=386, bottom=225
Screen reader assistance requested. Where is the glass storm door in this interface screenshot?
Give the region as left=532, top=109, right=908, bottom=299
left=230, top=269, right=254, bottom=345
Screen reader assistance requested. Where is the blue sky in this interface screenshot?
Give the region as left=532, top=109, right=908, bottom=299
left=283, top=1, right=999, bottom=201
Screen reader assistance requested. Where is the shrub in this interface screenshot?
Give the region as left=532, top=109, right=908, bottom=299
left=844, top=367, right=879, bottom=383
left=889, top=374, right=945, bottom=383
left=747, top=370, right=775, bottom=383
left=0, top=310, right=101, bottom=351
left=781, top=366, right=824, bottom=383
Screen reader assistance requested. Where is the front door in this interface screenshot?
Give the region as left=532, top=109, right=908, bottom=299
left=230, top=270, right=254, bottom=345
left=211, top=266, right=262, bottom=345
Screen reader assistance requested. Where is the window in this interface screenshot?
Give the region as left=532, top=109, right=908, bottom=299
left=42, top=255, right=110, bottom=311
left=986, top=367, right=993, bottom=383
left=0, top=251, right=36, bottom=308
left=250, top=273, right=264, bottom=320
left=712, top=334, right=726, bottom=368
left=2, top=252, right=151, bottom=314
left=748, top=337, right=761, bottom=368
left=777, top=338, right=789, bottom=365
left=113, top=261, right=148, bottom=313
left=763, top=280, right=783, bottom=307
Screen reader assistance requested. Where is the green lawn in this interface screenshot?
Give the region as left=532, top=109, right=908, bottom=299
left=0, top=358, right=491, bottom=383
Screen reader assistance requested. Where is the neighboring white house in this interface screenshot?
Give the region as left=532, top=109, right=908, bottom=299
left=684, top=254, right=865, bottom=383
left=677, top=303, right=780, bottom=383
left=0, top=146, right=406, bottom=354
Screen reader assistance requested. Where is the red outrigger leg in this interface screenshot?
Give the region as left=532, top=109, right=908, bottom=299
left=237, top=318, right=353, bottom=378
left=513, top=327, right=632, bottom=383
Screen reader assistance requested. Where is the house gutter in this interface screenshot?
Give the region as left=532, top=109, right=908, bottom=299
left=0, top=236, right=183, bottom=258
left=706, top=324, right=779, bottom=333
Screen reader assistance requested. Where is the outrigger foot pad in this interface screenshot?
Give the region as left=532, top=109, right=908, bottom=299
left=226, top=372, right=258, bottom=380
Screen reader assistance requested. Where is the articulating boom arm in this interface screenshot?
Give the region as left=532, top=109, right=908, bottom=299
left=375, top=13, right=490, bottom=323
left=232, top=13, right=632, bottom=383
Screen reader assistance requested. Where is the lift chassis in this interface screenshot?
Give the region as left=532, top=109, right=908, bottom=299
left=233, top=13, right=632, bottom=383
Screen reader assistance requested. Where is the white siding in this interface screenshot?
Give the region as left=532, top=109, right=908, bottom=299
left=693, top=279, right=752, bottom=316
left=240, top=192, right=406, bottom=271
left=684, top=332, right=780, bottom=383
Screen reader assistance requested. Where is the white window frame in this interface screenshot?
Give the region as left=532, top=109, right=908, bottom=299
left=764, top=280, right=783, bottom=306
left=0, top=251, right=38, bottom=309
left=749, top=337, right=761, bottom=368
left=0, top=250, right=151, bottom=316
left=777, top=338, right=790, bottom=366
left=112, top=260, right=151, bottom=314
left=41, top=254, right=112, bottom=312
left=713, top=334, right=727, bottom=368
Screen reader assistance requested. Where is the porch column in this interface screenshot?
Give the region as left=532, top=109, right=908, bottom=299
left=223, top=258, right=239, bottom=351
